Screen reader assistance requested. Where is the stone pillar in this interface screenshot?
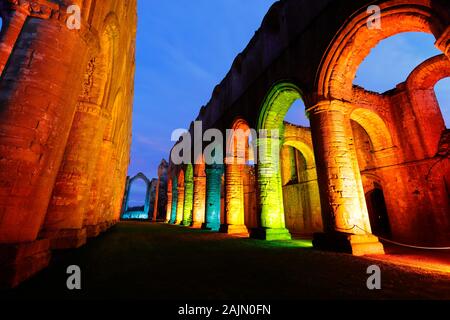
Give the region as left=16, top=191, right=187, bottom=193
left=152, top=178, right=161, bottom=221
left=169, top=178, right=178, bottom=224
left=41, top=104, right=107, bottom=249
left=83, top=140, right=113, bottom=236
left=166, top=179, right=173, bottom=223
left=253, top=137, right=291, bottom=241
left=0, top=8, right=91, bottom=287
left=182, top=178, right=194, bottom=226
left=191, top=175, right=206, bottom=228
left=175, top=183, right=185, bottom=225
left=222, top=161, right=249, bottom=236
left=308, top=100, right=384, bottom=256
left=203, top=165, right=224, bottom=231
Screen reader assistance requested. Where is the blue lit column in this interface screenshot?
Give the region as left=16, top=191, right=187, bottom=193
left=169, top=177, right=178, bottom=224
left=202, top=164, right=224, bottom=231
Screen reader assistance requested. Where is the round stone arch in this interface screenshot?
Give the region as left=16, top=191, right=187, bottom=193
left=406, top=54, right=450, bottom=153
left=349, top=108, right=395, bottom=154
left=254, top=82, right=307, bottom=240
left=316, top=0, right=449, bottom=101
left=122, top=172, right=152, bottom=219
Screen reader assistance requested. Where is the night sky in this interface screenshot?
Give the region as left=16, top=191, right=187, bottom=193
left=127, top=1, right=450, bottom=205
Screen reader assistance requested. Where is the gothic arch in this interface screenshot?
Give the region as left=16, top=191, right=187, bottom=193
left=350, top=108, right=395, bottom=153
left=316, top=0, right=448, bottom=101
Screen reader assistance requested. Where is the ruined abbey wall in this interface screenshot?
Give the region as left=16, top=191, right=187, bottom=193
left=0, top=0, right=136, bottom=287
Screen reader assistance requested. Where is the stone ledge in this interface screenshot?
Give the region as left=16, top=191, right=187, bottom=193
left=220, top=224, right=250, bottom=237
left=313, top=232, right=385, bottom=256
left=43, top=228, right=87, bottom=250
left=250, top=227, right=292, bottom=241
left=0, top=239, right=51, bottom=288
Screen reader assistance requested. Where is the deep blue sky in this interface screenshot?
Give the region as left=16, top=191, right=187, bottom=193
left=128, top=2, right=449, bottom=205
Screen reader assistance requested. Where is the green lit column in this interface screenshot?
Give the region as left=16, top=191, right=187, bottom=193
left=202, top=164, right=224, bottom=231
left=255, top=136, right=291, bottom=240
left=182, top=178, right=194, bottom=226
left=169, top=177, right=178, bottom=224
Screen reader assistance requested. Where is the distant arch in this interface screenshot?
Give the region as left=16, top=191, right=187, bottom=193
left=122, top=173, right=152, bottom=220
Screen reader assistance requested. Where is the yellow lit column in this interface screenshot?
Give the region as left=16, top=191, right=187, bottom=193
left=308, top=100, right=384, bottom=255
left=191, top=175, right=206, bottom=228
left=175, top=183, right=185, bottom=225
left=165, top=179, right=173, bottom=223
left=222, top=159, right=248, bottom=236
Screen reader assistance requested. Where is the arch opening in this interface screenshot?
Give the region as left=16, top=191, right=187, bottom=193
left=122, top=175, right=150, bottom=220
left=256, top=83, right=321, bottom=240
left=317, top=5, right=450, bottom=245
left=435, top=77, right=450, bottom=128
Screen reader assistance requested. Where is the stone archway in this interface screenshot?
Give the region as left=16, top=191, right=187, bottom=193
left=222, top=118, right=253, bottom=236
left=281, top=123, right=322, bottom=237
left=254, top=82, right=303, bottom=240
left=122, top=173, right=152, bottom=220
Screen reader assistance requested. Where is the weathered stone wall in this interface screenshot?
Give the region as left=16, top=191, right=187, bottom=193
left=0, top=0, right=136, bottom=287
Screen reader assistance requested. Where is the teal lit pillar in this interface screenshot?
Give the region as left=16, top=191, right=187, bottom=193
left=202, top=164, right=224, bottom=231
left=169, top=177, right=178, bottom=224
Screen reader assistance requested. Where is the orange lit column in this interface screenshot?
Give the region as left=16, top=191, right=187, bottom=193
left=175, top=183, right=185, bottom=225
left=308, top=100, right=384, bottom=256
left=166, top=179, right=173, bottom=223
left=42, top=104, right=107, bottom=249
left=152, top=177, right=161, bottom=221
left=84, top=140, right=113, bottom=236
left=191, top=175, right=206, bottom=228
left=222, top=160, right=249, bottom=236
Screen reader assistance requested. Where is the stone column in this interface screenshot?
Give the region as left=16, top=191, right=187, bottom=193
left=182, top=179, right=194, bottom=226
left=152, top=178, right=161, bottom=221
left=165, top=179, right=173, bottom=223
left=175, top=183, right=185, bottom=225
left=169, top=179, right=178, bottom=224
left=0, top=8, right=91, bottom=287
left=203, top=165, right=224, bottom=231
left=191, top=175, right=206, bottom=228
left=254, top=136, right=291, bottom=241
left=41, top=104, right=107, bottom=249
left=308, top=100, right=384, bottom=256
left=222, top=160, right=249, bottom=236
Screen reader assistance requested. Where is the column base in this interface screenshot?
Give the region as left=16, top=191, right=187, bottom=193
left=182, top=221, right=192, bottom=227
left=0, top=239, right=51, bottom=288
left=190, top=222, right=203, bottom=229
left=202, top=223, right=220, bottom=232
left=220, top=224, right=249, bottom=237
left=44, top=228, right=87, bottom=250
left=86, top=225, right=101, bottom=238
left=250, top=228, right=292, bottom=241
left=313, top=232, right=385, bottom=256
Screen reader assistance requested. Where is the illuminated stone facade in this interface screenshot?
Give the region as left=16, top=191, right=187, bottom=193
left=161, top=0, right=450, bottom=257
left=0, top=0, right=136, bottom=287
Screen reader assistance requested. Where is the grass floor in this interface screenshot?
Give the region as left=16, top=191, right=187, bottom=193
left=2, top=222, right=450, bottom=300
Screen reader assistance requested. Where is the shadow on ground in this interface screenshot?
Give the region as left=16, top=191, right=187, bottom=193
left=2, top=222, right=450, bottom=300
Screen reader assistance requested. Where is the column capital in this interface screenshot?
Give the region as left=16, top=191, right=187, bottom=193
left=436, top=25, right=450, bottom=56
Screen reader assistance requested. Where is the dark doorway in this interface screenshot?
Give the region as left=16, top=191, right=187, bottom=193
left=365, top=187, right=391, bottom=238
